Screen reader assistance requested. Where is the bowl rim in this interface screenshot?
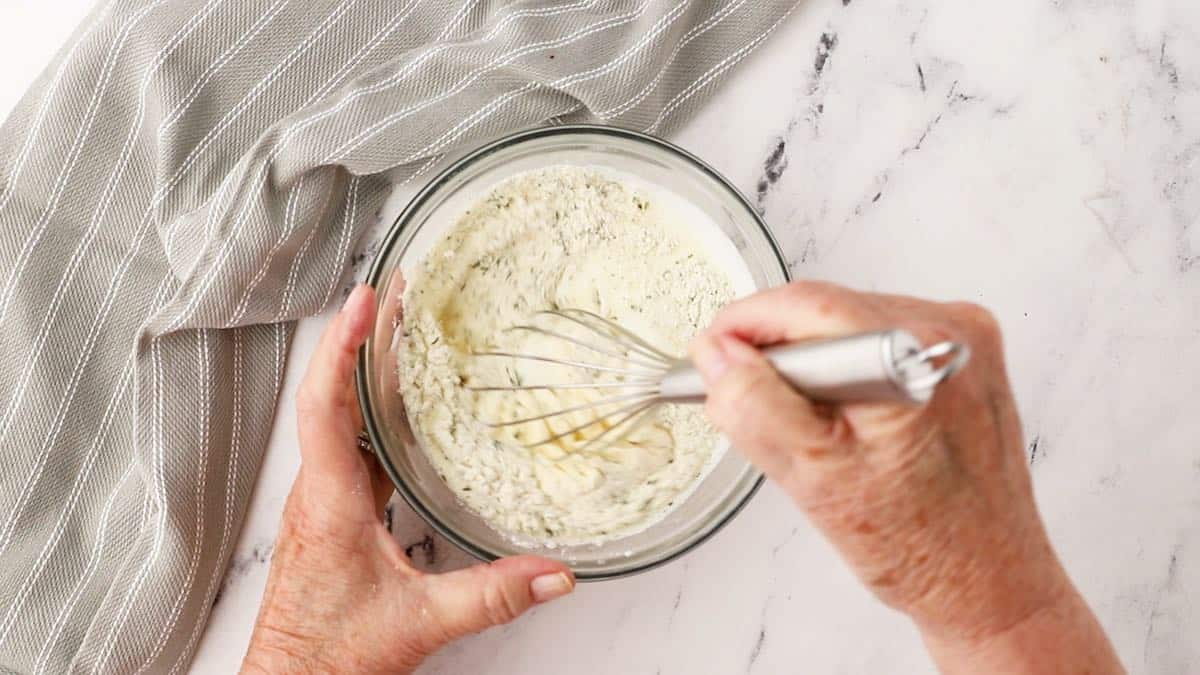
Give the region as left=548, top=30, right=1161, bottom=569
left=356, top=123, right=791, bottom=580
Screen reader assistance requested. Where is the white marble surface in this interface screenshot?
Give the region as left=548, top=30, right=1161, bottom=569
left=4, top=0, right=1200, bottom=673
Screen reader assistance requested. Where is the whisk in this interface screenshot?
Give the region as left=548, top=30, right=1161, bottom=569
left=469, top=308, right=970, bottom=453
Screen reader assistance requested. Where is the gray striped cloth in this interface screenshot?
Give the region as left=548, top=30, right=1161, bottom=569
left=0, top=0, right=795, bottom=672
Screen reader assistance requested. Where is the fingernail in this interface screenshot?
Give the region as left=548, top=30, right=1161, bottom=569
left=692, top=333, right=730, bottom=382
left=530, top=572, right=574, bottom=603
left=340, top=284, right=373, bottom=342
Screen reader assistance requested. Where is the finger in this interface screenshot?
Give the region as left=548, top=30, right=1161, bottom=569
left=708, top=281, right=874, bottom=344
left=297, top=283, right=376, bottom=475
left=340, top=375, right=395, bottom=511
left=691, top=332, right=847, bottom=485
left=370, top=455, right=394, bottom=512
left=836, top=305, right=977, bottom=435
left=838, top=331, right=952, bottom=443
left=422, top=557, right=574, bottom=640
left=710, top=284, right=976, bottom=441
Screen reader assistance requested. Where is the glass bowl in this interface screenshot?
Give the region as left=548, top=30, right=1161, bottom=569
left=357, top=124, right=790, bottom=580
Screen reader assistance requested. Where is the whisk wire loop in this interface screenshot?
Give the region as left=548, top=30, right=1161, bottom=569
left=571, top=402, right=658, bottom=454
left=468, top=309, right=677, bottom=452
left=483, top=390, right=656, bottom=429
left=537, top=309, right=677, bottom=366
left=520, top=397, right=658, bottom=449
left=472, top=350, right=654, bottom=378
left=468, top=380, right=658, bottom=392
left=507, top=323, right=667, bottom=371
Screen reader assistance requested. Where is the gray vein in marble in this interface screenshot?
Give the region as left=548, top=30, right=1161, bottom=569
left=820, top=78, right=1010, bottom=254
left=1159, top=40, right=1180, bottom=88
left=663, top=587, right=684, bottom=634
left=214, top=541, right=275, bottom=607
left=906, top=7, right=928, bottom=48
left=747, top=627, right=766, bottom=671
left=598, top=594, right=638, bottom=663
left=753, top=7, right=879, bottom=223
left=793, top=238, right=819, bottom=268
left=349, top=243, right=376, bottom=272
left=746, top=591, right=776, bottom=675
left=754, top=21, right=847, bottom=213
left=805, top=29, right=841, bottom=123
left=404, top=533, right=438, bottom=567
left=900, top=79, right=984, bottom=157
left=1083, top=193, right=1140, bottom=274
left=1027, top=435, right=1041, bottom=466
left=755, top=137, right=789, bottom=213
left=1143, top=541, right=1186, bottom=670
left=900, top=112, right=944, bottom=157
left=771, top=526, right=800, bottom=556
left=813, top=32, right=839, bottom=87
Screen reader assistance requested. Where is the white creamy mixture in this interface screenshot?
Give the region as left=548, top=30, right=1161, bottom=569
left=399, top=166, right=735, bottom=543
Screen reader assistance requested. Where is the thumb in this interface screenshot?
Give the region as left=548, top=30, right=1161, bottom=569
left=690, top=333, right=842, bottom=482
left=422, top=557, right=574, bottom=640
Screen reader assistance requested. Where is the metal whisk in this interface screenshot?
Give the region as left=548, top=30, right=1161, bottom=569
left=468, top=308, right=969, bottom=453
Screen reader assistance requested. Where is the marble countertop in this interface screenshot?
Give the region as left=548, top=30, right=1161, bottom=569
left=5, top=1, right=1199, bottom=673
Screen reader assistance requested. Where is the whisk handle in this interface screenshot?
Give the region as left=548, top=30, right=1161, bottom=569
left=659, top=329, right=969, bottom=405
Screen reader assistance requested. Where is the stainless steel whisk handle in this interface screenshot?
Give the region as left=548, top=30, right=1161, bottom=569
left=659, top=329, right=970, bottom=405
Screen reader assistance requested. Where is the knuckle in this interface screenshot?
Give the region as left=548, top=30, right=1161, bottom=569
left=481, top=581, right=524, bottom=626
left=946, top=302, right=1003, bottom=353
left=785, top=280, right=831, bottom=303
left=295, top=385, right=322, bottom=416
left=709, top=367, right=769, bottom=421
left=411, top=590, right=453, bottom=655
left=786, top=281, right=868, bottom=327
left=948, top=302, right=999, bottom=333
left=805, top=494, right=863, bottom=532
left=703, top=397, right=732, bottom=433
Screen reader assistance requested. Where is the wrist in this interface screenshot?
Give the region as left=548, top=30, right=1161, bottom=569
left=914, top=564, right=1069, bottom=643
left=243, top=610, right=424, bottom=675
left=883, top=488, right=1076, bottom=645
left=912, top=556, right=1074, bottom=644
left=918, top=578, right=1124, bottom=675
left=241, top=624, right=334, bottom=675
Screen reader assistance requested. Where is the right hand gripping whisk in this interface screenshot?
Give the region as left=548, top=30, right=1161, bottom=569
left=469, top=308, right=970, bottom=453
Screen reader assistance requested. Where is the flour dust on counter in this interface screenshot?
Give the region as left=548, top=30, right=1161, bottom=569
left=398, top=166, right=737, bottom=545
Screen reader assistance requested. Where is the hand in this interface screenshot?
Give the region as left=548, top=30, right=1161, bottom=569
left=242, top=284, right=575, bottom=675
left=690, top=281, right=1122, bottom=674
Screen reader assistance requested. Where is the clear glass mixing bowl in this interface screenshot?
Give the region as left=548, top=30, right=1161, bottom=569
left=357, top=125, right=790, bottom=580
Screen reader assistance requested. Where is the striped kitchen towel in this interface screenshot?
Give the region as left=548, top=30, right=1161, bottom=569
left=0, top=0, right=796, bottom=672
